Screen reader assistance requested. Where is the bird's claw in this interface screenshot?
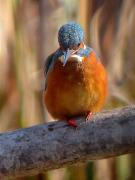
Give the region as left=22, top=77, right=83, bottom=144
left=67, top=119, right=77, bottom=128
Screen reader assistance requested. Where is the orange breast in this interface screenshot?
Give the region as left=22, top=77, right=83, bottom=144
left=44, top=52, right=108, bottom=119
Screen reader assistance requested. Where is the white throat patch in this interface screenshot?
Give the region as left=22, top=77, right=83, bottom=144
left=70, top=54, right=84, bottom=62
left=59, top=54, right=84, bottom=63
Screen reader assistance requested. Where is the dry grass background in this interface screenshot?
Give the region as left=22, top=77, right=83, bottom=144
left=0, top=0, right=135, bottom=179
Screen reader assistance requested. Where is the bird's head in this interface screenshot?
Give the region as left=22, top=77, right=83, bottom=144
left=58, top=22, right=84, bottom=66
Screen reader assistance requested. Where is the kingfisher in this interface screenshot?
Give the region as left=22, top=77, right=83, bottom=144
left=44, top=22, right=108, bottom=127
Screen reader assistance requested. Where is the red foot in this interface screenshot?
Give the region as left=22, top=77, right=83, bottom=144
left=67, top=119, right=77, bottom=128
left=86, top=112, right=93, bottom=121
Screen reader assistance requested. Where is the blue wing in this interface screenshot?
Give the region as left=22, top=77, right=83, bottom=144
left=44, top=53, right=55, bottom=76
left=44, top=49, right=63, bottom=90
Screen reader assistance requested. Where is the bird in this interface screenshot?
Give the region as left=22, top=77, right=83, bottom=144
left=43, top=22, right=108, bottom=127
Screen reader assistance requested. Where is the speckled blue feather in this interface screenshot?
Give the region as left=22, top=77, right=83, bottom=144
left=77, top=47, right=93, bottom=56
left=58, top=22, right=84, bottom=49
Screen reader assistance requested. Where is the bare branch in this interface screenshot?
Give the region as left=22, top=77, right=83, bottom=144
left=0, top=106, right=135, bottom=179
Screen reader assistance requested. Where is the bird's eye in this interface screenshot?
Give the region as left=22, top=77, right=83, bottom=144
left=78, top=43, right=80, bottom=47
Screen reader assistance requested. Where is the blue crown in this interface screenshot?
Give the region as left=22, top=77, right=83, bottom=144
left=58, top=22, right=84, bottom=49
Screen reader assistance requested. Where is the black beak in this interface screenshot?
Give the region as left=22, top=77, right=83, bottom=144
left=63, top=48, right=73, bottom=66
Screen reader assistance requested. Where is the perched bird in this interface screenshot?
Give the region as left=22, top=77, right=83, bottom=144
left=44, top=22, right=108, bottom=127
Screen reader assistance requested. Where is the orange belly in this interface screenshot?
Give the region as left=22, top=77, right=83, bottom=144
left=44, top=52, right=108, bottom=119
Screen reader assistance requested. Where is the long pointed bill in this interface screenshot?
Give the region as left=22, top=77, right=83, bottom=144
left=63, top=49, right=73, bottom=66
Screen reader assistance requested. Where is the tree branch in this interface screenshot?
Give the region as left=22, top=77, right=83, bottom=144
left=0, top=106, right=135, bottom=179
